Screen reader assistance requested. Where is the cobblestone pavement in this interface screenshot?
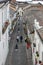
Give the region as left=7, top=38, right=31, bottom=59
left=5, top=17, right=33, bottom=65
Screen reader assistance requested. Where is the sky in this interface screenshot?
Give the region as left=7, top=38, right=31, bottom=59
left=16, top=0, right=43, bottom=5
left=16, top=0, right=32, bottom=2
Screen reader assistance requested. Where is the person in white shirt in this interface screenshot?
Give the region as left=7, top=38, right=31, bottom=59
left=16, top=36, right=20, bottom=42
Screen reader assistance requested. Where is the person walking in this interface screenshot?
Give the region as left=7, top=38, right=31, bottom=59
left=15, top=44, right=18, bottom=49
left=20, top=35, right=23, bottom=42
left=16, top=35, right=19, bottom=42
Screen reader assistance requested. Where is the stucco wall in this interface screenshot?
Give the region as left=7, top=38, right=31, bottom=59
left=0, top=2, right=9, bottom=65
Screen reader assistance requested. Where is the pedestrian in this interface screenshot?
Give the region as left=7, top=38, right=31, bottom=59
left=27, top=42, right=31, bottom=49
left=20, top=35, right=23, bottom=42
left=15, top=44, right=18, bottom=49
left=16, top=35, right=19, bottom=42
left=18, top=28, right=20, bottom=31
left=25, top=38, right=27, bottom=42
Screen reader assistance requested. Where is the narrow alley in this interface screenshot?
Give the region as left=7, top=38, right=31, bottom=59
left=5, top=17, right=33, bottom=65
left=0, top=0, right=43, bottom=65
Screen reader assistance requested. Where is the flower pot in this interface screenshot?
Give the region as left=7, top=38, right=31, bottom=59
left=37, top=54, right=39, bottom=57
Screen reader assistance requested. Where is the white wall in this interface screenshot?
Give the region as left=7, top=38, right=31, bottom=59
left=0, top=9, right=2, bottom=41
left=33, top=30, right=43, bottom=64
left=31, top=19, right=43, bottom=65
left=36, top=30, right=43, bottom=62
left=0, top=2, right=9, bottom=65
left=0, top=29, right=9, bottom=65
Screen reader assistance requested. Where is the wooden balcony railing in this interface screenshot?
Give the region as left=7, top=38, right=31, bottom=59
left=2, top=21, right=10, bottom=34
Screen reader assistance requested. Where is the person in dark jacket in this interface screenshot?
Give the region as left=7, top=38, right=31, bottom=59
left=20, top=36, right=23, bottom=42
left=15, top=44, right=18, bottom=49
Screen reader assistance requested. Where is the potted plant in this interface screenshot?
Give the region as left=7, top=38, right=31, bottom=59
left=36, top=51, right=39, bottom=57
left=33, top=43, right=36, bottom=47
left=36, top=51, right=38, bottom=54
left=37, top=53, right=39, bottom=57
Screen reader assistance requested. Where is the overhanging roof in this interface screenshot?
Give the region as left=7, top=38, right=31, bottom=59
left=0, top=0, right=11, bottom=3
